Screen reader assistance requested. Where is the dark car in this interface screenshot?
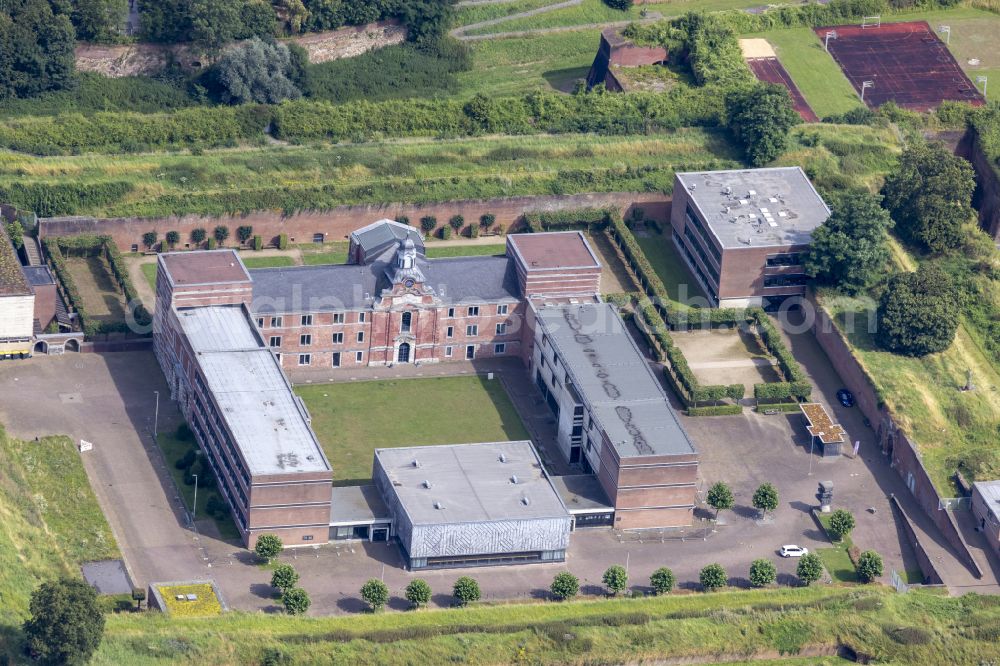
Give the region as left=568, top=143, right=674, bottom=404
left=836, top=389, right=855, bottom=408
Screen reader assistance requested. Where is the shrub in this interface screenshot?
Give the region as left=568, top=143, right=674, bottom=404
left=453, top=577, right=480, bottom=605
left=165, top=230, right=180, bottom=248
left=254, top=534, right=283, bottom=563
left=827, top=509, right=856, bottom=542
left=253, top=235, right=263, bottom=251
left=281, top=587, right=310, bottom=615
left=175, top=449, right=197, bottom=471
left=213, top=225, right=230, bottom=245
left=270, top=564, right=299, bottom=594
left=209, top=38, right=302, bottom=105
left=797, top=553, right=824, bottom=586
left=480, top=213, right=496, bottom=229
left=360, top=579, right=390, bottom=612
left=603, top=565, right=628, bottom=595
left=142, top=231, right=157, bottom=250
left=278, top=233, right=288, bottom=250
left=650, top=567, right=675, bottom=595
left=749, top=559, right=776, bottom=588
left=191, top=228, right=207, bottom=244
left=469, top=224, right=479, bottom=238
left=440, top=226, right=452, bottom=240
left=603, top=0, right=634, bottom=9
left=857, top=550, right=883, bottom=583
left=449, top=215, right=464, bottom=231
left=404, top=579, right=431, bottom=608
left=699, top=563, right=727, bottom=591
left=206, top=238, right=218, bottom=250
left=687, top=404, right=742, bottom=416
left=550, top=572, right=580, bottom=601
left=23, top=578, right=104, bottom=666
left=237, top=225, right=254, bottom=244
left=420, top=216, right=437, bottom=234
left=752, top=482, right=779, bottom=516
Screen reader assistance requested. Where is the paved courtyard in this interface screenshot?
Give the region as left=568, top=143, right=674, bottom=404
left=671, top=326, right=781, bottom=388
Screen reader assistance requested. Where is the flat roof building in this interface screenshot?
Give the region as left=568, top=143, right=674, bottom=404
left=531, top=302, right=698, bottom=529
left=374, top=441, right=571, bottom=569
left=972, top=481, right=1000, bottom=561
left=670, top=167, right=830, bottom=307
left=0, top=223, right=34, bottom=358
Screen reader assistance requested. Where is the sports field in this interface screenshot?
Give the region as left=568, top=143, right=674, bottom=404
left=295, top=376, right=529, bottom=486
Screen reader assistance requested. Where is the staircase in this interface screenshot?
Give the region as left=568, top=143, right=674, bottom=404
left=54, top=292, right=73, bottom=328
left=22, top=236, right=42, bottom=266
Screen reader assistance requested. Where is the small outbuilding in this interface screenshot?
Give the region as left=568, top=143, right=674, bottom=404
left=373, top=441, right=572, bottom=570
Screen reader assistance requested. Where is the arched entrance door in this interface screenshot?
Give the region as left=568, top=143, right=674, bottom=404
left=33, top=340, right=47, bottom=355
left=397, top=342, right=411, bottom=363
left=64, top=338, right=80, bottom=352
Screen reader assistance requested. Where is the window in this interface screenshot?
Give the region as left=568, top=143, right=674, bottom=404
left=312, top=233, right=324, bottom=244
left=269, top=336, right=281, bottom=348
left=355, top=351, right=364, bottom=363
left=397, top=342, right=411, bottom=363
left=130, top=244, right=139, bottom=253
left=357, top=331, right=364, bottom=343
left=401, top=311, right=412, bottom=333
left=256, top=317, right=264, bottom=328
left=301, top=315, right=313, bottom=326
left=445, top=346, right=453, bottom=357
left=467, top=306, right=479, bottom=316
left=465, top=345, right=476, bottom=360
left=447, top=307, right=455, bottom=318
left=497, top=304, right=508, bottom=315
left=300, top=334, right=312, bottom=346
left=332, top=352, right=341, bottom=367
left=446, top=326, right=454, bottom=338
left=766, top=252, right=803, bottom=267
left=358, top=312, right=366, bottom=323
left=298, top=354, right=311, bottom=366
left=466, top=325, right=478, bottom=336
left=494, top=343, right=506, bottom=355
left=763, top=274, right=809, bottom=288
left=270, top=316, right=283, bottom=327
left=495, top=323, right=507, bottom=335
left=333, top=312, right=345, bottom=324
left=332, top=332, right=343, bottom=344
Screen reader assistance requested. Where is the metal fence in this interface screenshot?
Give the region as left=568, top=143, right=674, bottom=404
left=939, top=497, right=971, bottom=511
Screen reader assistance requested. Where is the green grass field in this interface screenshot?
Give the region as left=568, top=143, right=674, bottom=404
left=300, top=242, right=349, bottom=266
left=741, top=28, right=862, bottom=119
left=424, top=243, right=507, bottom=258
left=635, top=228, right=704, bottom=306
left=0, top=427, right=119, bottom=632
left=0, top=131, right=740, bottom=219
left=241, top=255, right=295, bottom=269
left=93, top=586, right=1000, bottom=664
left=295, top=376, right=529, bottom=485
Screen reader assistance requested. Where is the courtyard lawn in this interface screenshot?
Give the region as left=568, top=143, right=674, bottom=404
left=296, top=376, right=529, bottom=485
left=815, top=546, right=858, bottom=583
left=634, top=228, right=704, bottom=306
left=741, top=28, right=862, bottom=119
left=155, top=431, right=241, bottom=541
left=300, top=242, right=349, bottom=266
left=240, top=255, right=295, bottom=269
left=65, top=255, right=127, bottom=323
left=141, top=262, right=157, bottom=290
left=424, top=243, right=507, bottom=258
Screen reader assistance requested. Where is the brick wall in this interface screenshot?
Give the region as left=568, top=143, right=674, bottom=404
left=38, top=192, right=671, bottom=254
left=969, top=129, right=1000, bottom=241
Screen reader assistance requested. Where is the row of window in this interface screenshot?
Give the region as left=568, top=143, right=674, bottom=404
left=295, top=343, right=506, bottom=366
left=684, top=203, right=723, bottom=264
left=765, top=252, right=803, bottom=267
left=255, top=304, right=510, bottom=329
left=269, top=321, right=510, bottom=349
left=674, top=231, right=719, bottom=302
left=762, top=273, right=809, bottom=288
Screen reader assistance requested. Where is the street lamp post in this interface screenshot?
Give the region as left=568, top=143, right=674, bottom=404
left=860, top=80, right=874, bottom=102
left=824, top=30, right=837, bottom=52
left=192, top=474, right=198, bottom=522
left=153, top=390, right=159, bottom=438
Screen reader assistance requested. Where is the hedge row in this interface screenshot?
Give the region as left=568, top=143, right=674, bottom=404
left=755, top=401, right=804, bottom=414
left=687, top=404, right=744, bottom=417
left=523, top=208, right=613, bottom=233
left=749, top=309, right=811, bottom=401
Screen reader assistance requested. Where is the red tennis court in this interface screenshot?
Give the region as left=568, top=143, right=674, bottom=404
left=815, top=21, right=985, bottom=111
left=747, top=57, right=819, bottom=122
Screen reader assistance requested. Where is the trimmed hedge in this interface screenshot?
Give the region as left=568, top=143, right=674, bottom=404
left=523, top=208, right=613, bottom=233
left=687, top=404, right=743, bottom=417
left=755, top=401, right=804, bottom=414
left=748, top=308, right=811, bottom=400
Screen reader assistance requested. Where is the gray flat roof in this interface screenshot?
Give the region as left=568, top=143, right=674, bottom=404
left=159, top=249, right=251, bottom=286
left=350, top=219, right=424, bottom=263
left=536, top=303, right=695, bottom=458
left=330, top=485, right=389, bottom=525
left=177, top=306, right=329, bottom=476
left=22, top=265, right=55, bottom=287
left=376, top=441, right=568, bottom=525
left=549, top=474, right=613, bottom=514
left=975, top=481, right=1000, bottom=522
left=676, top=167, right=830, bottom=249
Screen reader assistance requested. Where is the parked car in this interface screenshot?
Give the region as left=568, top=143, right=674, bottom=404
left=780, top=545, right=809, bottom=558
left=836, top=389, right=855, bottom=408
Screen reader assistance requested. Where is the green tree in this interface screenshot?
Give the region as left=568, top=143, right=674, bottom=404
left=549, top=571, right=579, bottom=601
left=420, top=216, right=437, bottom=235
left=404, top=579, right=431, bottom=608
left=752, top=482, right=779, bottom=517
left=188, top=0, right=244, bottom=47
left=360, top=578, right=389, bottom=612
left=699, top=563, right=727, bottom=592
left=464, top=93, right=500, bottom=132
left=827, top=509, right=856, bottom=543
left=649, top=567, right=675, bottom=595
left=796, top=553, right=824, bottom=586
left=603, top=0, right=634, bottom=8
left=857, top=550, right=884, bottom=583
left=876, top=264, right=959, bottom=356
left=749, top=559, right=776, bottom=588
left=23, top=578, right=105, bottom=666
left=142, top=231, right=157, bottom=249
left=72, top=0, right=129, bottom=43
left=480, top=213, right=496, bottom=229
left=706, top=481, right=734, bottom=520
left=191, top=227, right=207, bottom=244
left=449, top=215, right=464, bottom=231
left=398, top=0, right=456, bottom=44
left=165, top=230, right=180, bottom=248
left=881, top=142, right=975, bottom=253
left=803, top=192, right=895, bottom=294
left=453, top=576, right=480, bottom=606
left=237, top=225, right=254, bottom=244
left=254, top=534, right=283, bottom=563
left=270, top=563, right=299, bottom=594
left=4, top=220, right=24, bottom=249
left=602, top=565, right=628, bottom=596
left=725, top=83, right=800, bottom=166
left=0, top=0, right=76, bottom=100
left=210, top=38, right=302, bottom=105
left=213, top=225, right=230, bottom=245
left=281, top=586, right=310, bottom=614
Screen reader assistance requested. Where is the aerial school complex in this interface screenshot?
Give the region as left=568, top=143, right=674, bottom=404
left=152, top=221, right=701, bottom=566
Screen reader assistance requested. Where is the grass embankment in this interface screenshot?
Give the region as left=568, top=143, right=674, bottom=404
left=295, top=376, right=528, bottom=485
left=0, top=131, right=740, bottom=219
left=95, top=586, right=1000, bottom=664
left=0, top=427, right=118, bottom=654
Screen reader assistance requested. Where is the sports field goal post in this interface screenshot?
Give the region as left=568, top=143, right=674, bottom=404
left=861, top=15, right=881, bottom=28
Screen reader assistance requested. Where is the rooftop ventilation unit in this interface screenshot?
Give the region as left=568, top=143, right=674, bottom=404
left=511, top=474, right=519, bottom=485
left=434, top=501, right=444, bottom=510
left=688, top=183, right=697, bottom=191
left=411, top=458, right=420, bottom=468
left=722, top=186, right=732, bottom=195
left=499, top=453, right=507, bottom=463
left=521, top=496, right=531, bottom=506
left=422, top=479, right=432, bottom=489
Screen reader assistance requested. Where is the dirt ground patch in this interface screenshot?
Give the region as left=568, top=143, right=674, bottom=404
left=671, top=327, right=780, bottom=387
left=586, top=231, right=638, bottom=294
left=65, top=255, right=127, bottom=323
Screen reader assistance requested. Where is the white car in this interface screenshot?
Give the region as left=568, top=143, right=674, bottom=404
left=780, top=545, right=809, bottom=558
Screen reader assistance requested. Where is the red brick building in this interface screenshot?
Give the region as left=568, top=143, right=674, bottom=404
left=586, top=27, right=669, bottom=92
